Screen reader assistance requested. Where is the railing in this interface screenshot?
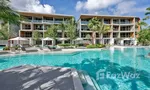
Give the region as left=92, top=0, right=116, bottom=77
left=113, top=22, right=119, bottom=24
left=32, top=20, right=42, bottom=23
left=54, top=21, right=63, bottom=24
left=81, top=21, right=89, bottom=24
left=43, top=20, right=53, bottom=23
left=0, top=40, right=8, bottom=45
left=120, top=22, right=132, bottom=24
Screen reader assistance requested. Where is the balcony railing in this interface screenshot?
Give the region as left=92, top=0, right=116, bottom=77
left=32, top=20, right=42, bottom=23
left=81, top=21, right=89, bottom=24
left=54, top=21, right=63, bottom=24
left=43, top=20, right=53, bottom=23
left=113, top=22, right=119, bottom=24
left=22, top=28, right=31, bottom=30
left=120, top=22, right=132, bottom=24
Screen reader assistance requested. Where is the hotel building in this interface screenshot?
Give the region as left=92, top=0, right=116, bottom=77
left=19, top=12, right=140, bottom=45
left=77, top=14, right=140, bottom=45
left=19, top=12, right=73, bottom=45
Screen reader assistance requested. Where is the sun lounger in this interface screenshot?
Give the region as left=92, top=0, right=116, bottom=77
left=21, top=47, right=38, bottom=53
left=47, top=46, right=62, bottom=51
left=0, top=51, right=9, bottom=55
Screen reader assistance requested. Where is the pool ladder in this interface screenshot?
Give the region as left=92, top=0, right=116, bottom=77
left=78, top=70, right=101, bottom=90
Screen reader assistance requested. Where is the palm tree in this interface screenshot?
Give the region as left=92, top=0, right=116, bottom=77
left=145, top=7, right=150, bottom=16
left=0, top=24, right=9, bottom=40
left=137, top=21, right=148, bottom=30
left=32, top=31, right=42, bottom=45
left=59, top=22, right=67, bottom=44
left=88, top=17, right=100, bottom=44
left=97, top=21, right=110, bottom=44
left=66, top=17, right=76, bottom=44
left=0, top=0, right=21, bottom=24
left=45, top=25, right=58, bottom=45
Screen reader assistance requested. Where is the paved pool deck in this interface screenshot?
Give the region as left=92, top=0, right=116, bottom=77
left=0, top=65, right=84, bottom=90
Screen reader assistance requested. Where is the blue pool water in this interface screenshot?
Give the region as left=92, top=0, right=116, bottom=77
left=0, top=46, right=4, bottom=50
left=0, top=48, right=150, bottom=90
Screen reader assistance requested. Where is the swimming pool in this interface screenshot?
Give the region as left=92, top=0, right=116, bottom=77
left=0, top=48, right=150, bottom=90
left=0, top=46, right=4, bottom=50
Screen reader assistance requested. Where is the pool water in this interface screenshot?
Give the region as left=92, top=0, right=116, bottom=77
left=0, top=48, right=150, bottom=90
left=0, top=46, right=4, bottom=50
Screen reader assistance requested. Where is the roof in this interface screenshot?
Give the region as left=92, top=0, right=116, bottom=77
left=0, top=65, right=84, bottom=90
left=18, top=11, right=73, bottom=18
left=79, top=14, right=140, bottom=19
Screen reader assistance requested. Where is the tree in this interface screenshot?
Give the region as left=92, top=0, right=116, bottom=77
left=137, top=29, right=150, bottom=46
left=32, top=31, right=42, bottom=45
left=88, top=17, right=110, bottom=44
left=85, top=34, right=91, bottom=40
left=0, top=0, right=21, bottom=24
left=145, top=7, right=150, bottom=16
left=45, top=25, right=58, bottom=45
left=97, top=21, right=110, bottom=44
left=0, top=23, right=9, bottom=40
left=88, top=17, right=100, bottom=44
left=66, top=17, right=76, bottom=44
left=136, top=21, right=148, bottom=30
left=59, top=22, right=67, bottom=44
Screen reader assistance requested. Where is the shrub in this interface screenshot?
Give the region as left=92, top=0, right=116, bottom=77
left=86, top=44, right=105, bottom=48
left=58, top=43, right=71, bottom=47
left=3, top=46, right=10, bottom=50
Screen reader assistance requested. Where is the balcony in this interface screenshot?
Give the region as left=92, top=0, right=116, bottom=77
left=54, top=21, right=63, bottom=24
left=32, top=20, right=42, bottom=23
left=120, top=22, right=132, bottom=24
left=113, top=22, right=119, bottom=24
left=43, top=20, right=53, bottom=23
left=81, top=21, right=89, bottom=25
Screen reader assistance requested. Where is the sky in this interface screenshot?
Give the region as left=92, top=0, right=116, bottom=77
left=10, top=0, right=150, bottom=23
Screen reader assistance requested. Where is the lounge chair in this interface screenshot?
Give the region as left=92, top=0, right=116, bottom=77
left=21, top=47, right=38, bottom=53
left=47, top=46, right=62, bottom=51
left=37, top=46, right=50, bottom=52
left=0, top=51, right=9, bottom=55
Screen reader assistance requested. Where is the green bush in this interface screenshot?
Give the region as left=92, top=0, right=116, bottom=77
left=3, top=46, right=10, bottom=50
left=86, top=44, right=105, bottom=48
left=58, top=43, right=74, bottom=47
left=58, top=43, right=75, bottom=48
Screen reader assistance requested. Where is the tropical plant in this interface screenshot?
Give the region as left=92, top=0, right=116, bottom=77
left=137, top=21, right=148, bottom=30
left=85, top=34, right=91, bottom=40
left=88, top=17, right=100, bottom=44
left=88, top=17, right=110, bottom=44
left=66, top=17, right=76, bottom=44
left=45, top=25, right=58, bottom=45
left=45, top=25, right=58, bottom=39
left=59, top=22, right=67, bottom=44
left=145, top=7, right=150, bottom=16
left=137, top=29, right=150, bottom=46
left=0, top=0, right=21, bottom=24
left=32, top=31, right=42, bottom=45
left=97, top=22, right=110, bottom=44
left=0, top=23, right=9, bottom=40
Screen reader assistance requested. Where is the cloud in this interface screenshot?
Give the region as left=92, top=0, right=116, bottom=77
left=76, top=0, right=122, bottom=11
left=10, top=0, right=55, bottom=14
left=111, top=1, right=147, bottom=15
left=76, top=0, right=147, bottom=15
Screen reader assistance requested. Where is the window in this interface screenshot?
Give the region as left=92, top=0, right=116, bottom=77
left=81, top=25, right=89, bottom=31
left=34, top=24, right=43, bottom=30
left=120, top=26, right=131, bottom=31
left=113, top=33, right=118, bottom=38
left=22, top=24, right=31, bottom=29
left=24, top=32, right=32, bottom=37
left=120, top=33, right=131, bottom=38
left=103, top=33, right=110, bottom=38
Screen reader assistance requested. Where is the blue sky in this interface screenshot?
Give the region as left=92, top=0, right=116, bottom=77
left=10, top=0, right=150, bottom=23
